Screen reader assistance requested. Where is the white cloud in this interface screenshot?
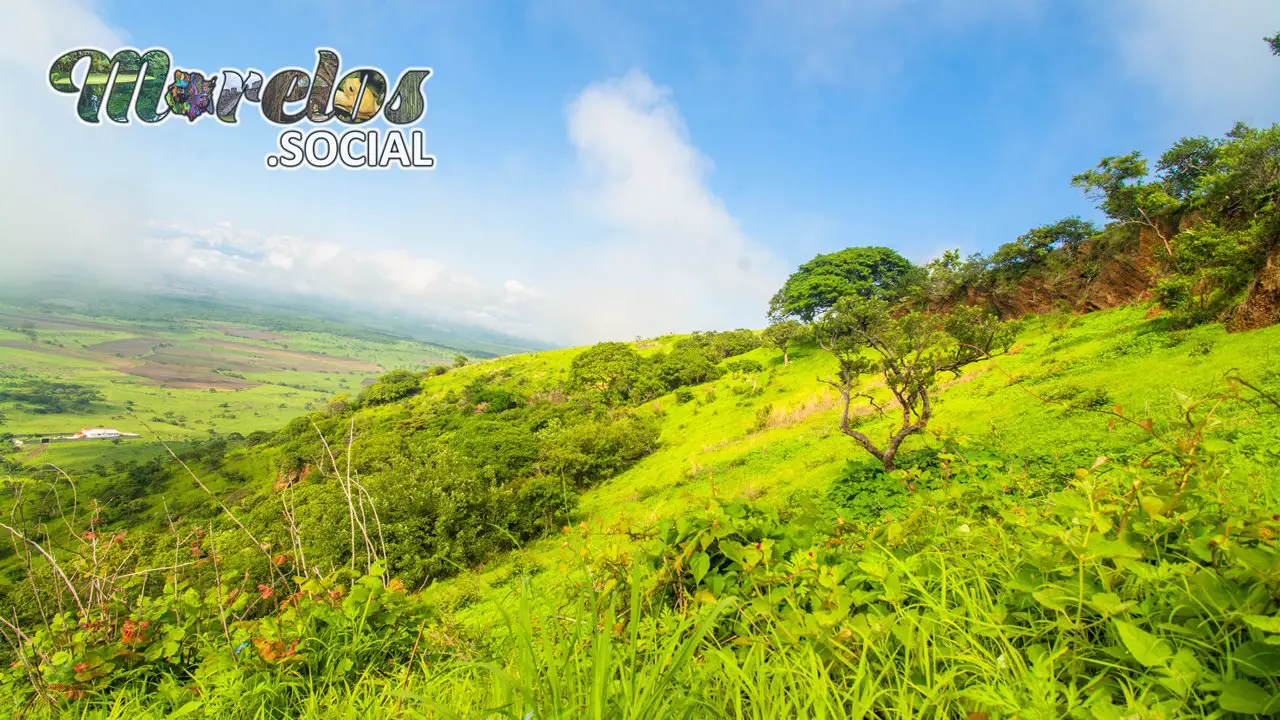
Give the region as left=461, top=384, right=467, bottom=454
left=543, top=71, right=787, bottom=341
left=140, top=221, right=518, bottom=323
left=1107, top=0, right=1280, bottom=130
left=0, top=0, right=144, bottom=281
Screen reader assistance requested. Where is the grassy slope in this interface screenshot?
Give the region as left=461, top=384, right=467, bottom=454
left=386, top=305, right=1280, bottom=633
left=4, top=305, right=1280, bottom=717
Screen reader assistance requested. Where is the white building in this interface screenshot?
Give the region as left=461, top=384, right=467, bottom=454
left=77, top=428, right=122, bottom=439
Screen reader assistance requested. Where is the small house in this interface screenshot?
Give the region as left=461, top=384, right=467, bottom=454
left=76, top=428, right=123, bottom=439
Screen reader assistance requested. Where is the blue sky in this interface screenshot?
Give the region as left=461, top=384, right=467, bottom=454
left=4, top=0, right=1280, bottom=343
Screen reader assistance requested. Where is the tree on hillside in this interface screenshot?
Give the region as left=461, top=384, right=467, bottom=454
left=1071, top=153, right=1180, bottom=258
left=768, top=246, right=917, bottom=323
left=452, top=354, right=469, bottom=369
left=567, top=342, right=652, bottom=406
left=654, top=339, right=720, bottom=389
left=814, top=297, right=1013, bottom=473
left=987, top=217, right=1098, bottom=277
left=1157, top=136, right=1223, bottom=201
left=762, top=320, right=807, bottom=365
left=358, top=369, right=421, bottom=407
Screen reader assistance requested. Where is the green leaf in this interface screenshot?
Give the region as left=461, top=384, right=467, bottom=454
left=1219, top=679, right=1279, bottom=714
left=1087, top=536, right=1141, bottom=560
left=1088, top=592, right=1134, bottom=617
left=1033, top=587, right=1071, bottom=612
left=1244, top=615, right=1280, bottom=633
left=1114, top=620, right=1172, bottom=668
left=170, top=701, right=203, bottom=719
left=1235, top=642, right=1280, bottom=679
left=690, top=552, right=711, bottom=585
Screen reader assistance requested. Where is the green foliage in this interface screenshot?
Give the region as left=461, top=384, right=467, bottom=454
left=1161, top=223, right=1257, bottom=325
left=944, top=304, right=1018, bottom=358
left=356, top=369, right=422, bottom=407
left=639, top=395, right=1280, bottom=717
left=652, top=339, right=720, bottom=391
left=1157, top=135, right=1222, bottom=201
left=4, top=564, right=431, bottom=714
left=0, top=378, right=104, bottom=414
left=538, top=411, right=661, bottom=489
left=825, top=460, right=906, bottom=522
left=721, top=357, right=763, bottom=374
left=567, top=342, right=649, bottom=406
left=762, top=319, right=807, bottom=364
left=769, top=246, right=916, bottom=322
left=986, top=217, right=1098, bottom=280
left=1072, top=152, right=1179, bottom=229
left=1267, top=32, right=1280, bottom=56
left=697, top=329, right=761, bottom=359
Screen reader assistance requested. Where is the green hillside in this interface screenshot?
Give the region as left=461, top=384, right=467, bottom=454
left=3, top=302, right=1279, bottom=718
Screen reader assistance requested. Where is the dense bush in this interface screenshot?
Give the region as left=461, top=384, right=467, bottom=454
left=0, top=377, right=104, bottom=414
left=356, top=368, right=422, bottom=407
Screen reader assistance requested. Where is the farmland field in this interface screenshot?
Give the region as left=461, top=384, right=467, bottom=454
left=0, top=302, right=482, bottom=441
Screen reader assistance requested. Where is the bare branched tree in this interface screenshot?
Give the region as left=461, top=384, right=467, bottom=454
left=815, top=298, right=1013, bottom=473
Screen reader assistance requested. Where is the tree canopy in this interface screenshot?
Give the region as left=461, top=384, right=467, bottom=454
left=566, top=342, right=651, bottom=406
left=768, top=246, right=916, bottom=323
left=987, top=217, right=1098, bottom=278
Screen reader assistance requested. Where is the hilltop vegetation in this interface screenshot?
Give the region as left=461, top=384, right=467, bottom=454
left=908, top=123, right=1280, bottom=329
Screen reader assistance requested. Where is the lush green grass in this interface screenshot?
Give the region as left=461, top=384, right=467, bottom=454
left=3, top=305, right=1279, bottom=717
left=408, top=306, right=1278, bottom=637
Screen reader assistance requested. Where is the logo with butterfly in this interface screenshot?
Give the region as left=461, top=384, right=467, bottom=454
left=49, top=48, right=435, bottom=170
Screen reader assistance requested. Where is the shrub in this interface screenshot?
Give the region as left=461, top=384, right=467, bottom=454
left=825, top=460, right=907, bottom=522
left=357, top=369, right=422, bottom=406
left=751, top=404, right=772, bottom=432
left=722, top=357, right=763, bottom=374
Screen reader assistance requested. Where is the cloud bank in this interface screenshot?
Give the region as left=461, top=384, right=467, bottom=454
left=0, top=0, right=783, bottom=345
